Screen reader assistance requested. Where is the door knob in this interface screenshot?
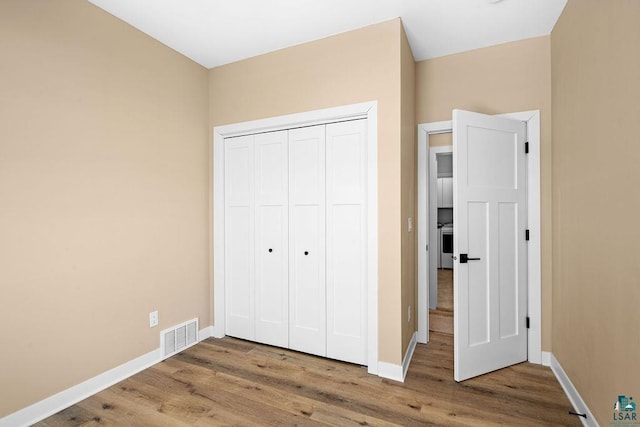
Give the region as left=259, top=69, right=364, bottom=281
left=304, top=251, right=309, bottom=256
left=268, top=248, right=273, bottom=253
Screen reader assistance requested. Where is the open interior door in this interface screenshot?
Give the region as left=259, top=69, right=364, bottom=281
left=453, top=109, right=528, bottom=382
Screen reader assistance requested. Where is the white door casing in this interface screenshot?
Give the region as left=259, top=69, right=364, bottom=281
left=325, top=120, right=368, bottom=365
left=453, top=109, right=528, bottom=381
left=417, top=137, right=430, bottom=339
left=288, top=125, right=327, bottom=357
left=254, top=131, right=289, bottom=347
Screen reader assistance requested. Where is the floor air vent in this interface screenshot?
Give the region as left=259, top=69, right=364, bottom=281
left=160, top=318, right=198, bottom=359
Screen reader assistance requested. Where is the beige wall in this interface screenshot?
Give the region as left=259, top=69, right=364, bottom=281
left=551, top=0, right=640, bottom=423
left=0, top=0, right=210, bottom=417
left=8, top=1, right=624, bottom=418
left=416, top=36, right=553, bottom=351
left=400, top=28, right=417, bottom=353
left=209, top=19, right=406, bottom=364
left=429, top=133, right=452, bottom=147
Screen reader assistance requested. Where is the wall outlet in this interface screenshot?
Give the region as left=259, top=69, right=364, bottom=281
left=149, top=310, right=159, bottom=328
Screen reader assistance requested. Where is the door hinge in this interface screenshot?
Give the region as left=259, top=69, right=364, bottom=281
left=525, top=142, right=529, bottom=154
left=525, top=229, right=530, bottom=241
left=526, top=317, right=530, bottom=329
left=426, top=244, right=428, bottom=251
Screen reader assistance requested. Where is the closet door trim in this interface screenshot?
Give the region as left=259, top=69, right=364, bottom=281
left=214, top=101, right=379, bottom=375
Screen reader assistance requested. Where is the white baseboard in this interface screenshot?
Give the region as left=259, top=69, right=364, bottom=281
left=402, top=332, right=418, bottom=380
left=198, top=325, right=214, bottom=341
left=0, top=349, right=161, bottom=427
left=378, top=361, right=404, bottom=382
left=550, top=353, right=598, bottom=427
left=0, top=325, right=213, bottom=427
left=541, top=351, right=551, bottom=367
left=378, top=331, right=418, bottom=383
left=211, top=323, right=225, bottom=338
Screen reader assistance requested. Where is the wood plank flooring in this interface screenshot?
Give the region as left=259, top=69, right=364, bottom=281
left=437, top=269, right=453, bottom=312
left=428, top=309, right=453, bottom=335
left=430, top=269, right=454, bottom=334
left=36, top=333, right=581, bottom=426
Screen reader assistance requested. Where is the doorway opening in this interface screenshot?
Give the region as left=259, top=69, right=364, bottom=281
left=430, top=146, right=454, bottom=335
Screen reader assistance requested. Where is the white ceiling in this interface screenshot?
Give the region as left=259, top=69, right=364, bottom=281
left=88, top=0, right=567, bottom=69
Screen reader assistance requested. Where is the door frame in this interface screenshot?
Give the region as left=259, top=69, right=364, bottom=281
left=212, top=101, right=380, bottom=375
left=417, top=110, right=542, bottom=364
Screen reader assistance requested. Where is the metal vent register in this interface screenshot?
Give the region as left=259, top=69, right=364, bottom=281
left=160, top=318, right=198, bottom=359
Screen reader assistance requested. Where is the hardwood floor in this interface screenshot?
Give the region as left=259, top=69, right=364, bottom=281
left=37, top=333, right=581, bottom=426
left=437, top=269, right=453, bottom=312
left=430, top=269, right=454, bottom=334
left=428, top=309, right=453, bottom=335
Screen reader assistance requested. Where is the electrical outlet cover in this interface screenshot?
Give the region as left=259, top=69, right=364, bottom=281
left=149, top=310, right=159, bottom=327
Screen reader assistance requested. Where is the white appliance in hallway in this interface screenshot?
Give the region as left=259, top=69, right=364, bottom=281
left=440, top=224, right=453, bottom=269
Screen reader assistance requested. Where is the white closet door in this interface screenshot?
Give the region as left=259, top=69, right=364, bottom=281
left=224, top=135, right=255, bottom=341
left=289, top=125, right=326, bottom=357
left=325, top=120, right=367, bottom=365
left=254, top=131, right=289, bottom=347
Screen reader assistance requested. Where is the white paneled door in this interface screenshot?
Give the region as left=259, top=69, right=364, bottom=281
left=453, top=110, right=528, bottom=382
left=224, top=120, right=368, bottom=366
left=254, top=131, right=289, bottom=347
left=288, top=125, right=327, bottom=357
left=325, top=120, right=367, bottom=365
left=224, top=135, right=255, bottom=341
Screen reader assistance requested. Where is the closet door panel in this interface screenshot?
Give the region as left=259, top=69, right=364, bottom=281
left=289, top=125, right=326, bottom=357
left=326, top=120, right=367, bottom=365
left=254, top=131, right=289, bottom=347
left=224, top=135, right=255, bottom=341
